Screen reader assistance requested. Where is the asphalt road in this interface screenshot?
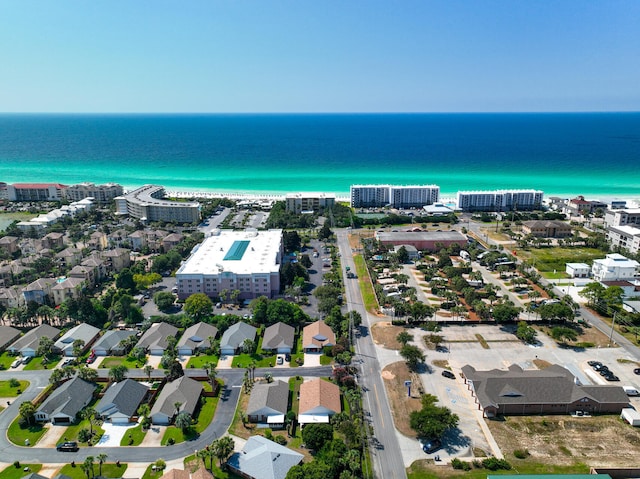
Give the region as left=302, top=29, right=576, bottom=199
left=0, top=365, right=331, bottom=464
left=337, top=229, right=407, bottom=479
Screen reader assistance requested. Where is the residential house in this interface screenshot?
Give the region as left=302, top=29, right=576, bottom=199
left=0, top=325, right=21, bottom=351
left=92, top=329, right=137, bottom=356
left=150, top=376, right=203, bottom=425
left=51, top=277, right=86, bottom=305
left=226, top=436, right=303, bottom=479
left=68, top=264, right=98, bottom=287
left=22, top=278, right=56, bottom=305
left=298, top=378, right=341, bottom=425
left=461, top=363, right=630, bottom=417
left=81, top=255, right=107, bottom=282
left=87, top=231, right=108, bottom=250
left=302, top=320, right=336, bottom=353
left=261, top=322, right=295, bottom=354
left=108, top=229, right=129, bottom=248
left=565, top=263, right=590, bottom=278
left=7, top=324, right=60, bottom=357
left=55, top=247, right=82, bottom=269
left=566, top=195, right=607, bottom=216
left=522, top=220, right=572, bottom=238
left=176, top=322, right=218, bottom=356
left=600, top=280, right=640, bottom=298
left=96, top=379, right=149, bottom=424
left=219, top=321, right=257, bottom=356
left=0, top=236, right=19, bottom=255
left=160, top=468, right=213, bottom=479
left=35, top=377, right=96, bottom=424
left=136, top=322, right=179, bottom=355
left=606, top=225, right=640, bottom=255
left=162, top=233, right=184, bottom=252
left=0, top=286, right=23, bottom=309
left=591, top=253, right=640, bottom=282
left=54, top=323, right=100, bottom=357
left=394, top=244, right=420, bottom=260
left=128, top=231, right=147, bottom=251
left=41, top=232, right=65, bottom=250
left=246, top=380, right=289, bottom=426
left=101, top=248, right=131, bottom=273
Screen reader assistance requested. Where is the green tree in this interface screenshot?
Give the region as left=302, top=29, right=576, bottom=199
left=81, top=456, right=95, bottom=479
left=115, top=268, right=136, bottom=293
left=492, top=302, right=521, bottom=322
left=318, top=222, right=333, bottom=241
left=36, top=336, right=54, bottom=359
left=19, top=401, right=36, bottom=425
left=410, top=394, right=459, bottom=439
left=174, top=411, right=192, bottom=432
left=396, top=246, right=410, bottom=264
left=72, top=339, right=85, bottom=357
left=515, top=321, right=537, bottom=344
left=184, top=293, right=213, bottom=322
left=96, top=453, right=108, bottom=477
left=211, top=436, right=235, bottom=466
left=77, top=365, right=98, bottom=382
left=400, top=344, right=425, bottom=371
left=154, top=292, right=176, bottom=312
left=108, top=364, right=128, bottom=383
left=550, top=326, right=578, bottom=344
left=396, top=331, right=413, bottom=345
left=579, top=282, right=606, bottom=307
left=302, top=423, right=334, bottom=451
left=79, top=428, right=92, bottom=445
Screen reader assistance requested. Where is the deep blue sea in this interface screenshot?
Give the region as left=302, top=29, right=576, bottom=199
left=0, top=113, right=639, bottom=198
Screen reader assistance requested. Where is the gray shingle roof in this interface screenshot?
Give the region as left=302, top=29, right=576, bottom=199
left=220, top=322, right=257, bottom=351
left=150, top=376, right=203, bottom=419
left=227, top=436, right=303, bottom=479
left=0, top=325, right=21, bottom=349
left=177, top=322, right=218, bottom=351
left=8, top=324, right=60, bottom=353
left=92, top=329, right=137, bottom=353
left=136, top=322, right=179, bottom=352
left=261, top=322, right=295, bottom=350
left=54, top=323, right=100, bottom=353
left=37, top=377, right=96, bottom=419
left=246, top=380, right=289, bottom=417
left=96, top=379, right=149, bottom=419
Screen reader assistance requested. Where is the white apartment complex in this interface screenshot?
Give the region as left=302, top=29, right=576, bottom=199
left=7, top=183, right=67, bottom=202
left=175, top=229, right=283, bottom=301
left=591, top=253, right=640, bottom=282
left=351, top=184, right=439, bottom=208
left=64, top=182, right=123, bottom=205
left=456, top=189, right=543, bottom=212
left=605, top=208, right=640, bottom=228
left=607, top=226, right=640, bottom=255
left=115, top=185, right=200, bottom=224
left=285, top=193, right=336, bottom=214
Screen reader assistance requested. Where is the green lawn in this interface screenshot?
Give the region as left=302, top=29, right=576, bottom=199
left=61, top=418, right=105, bottom=446
left=185, top=354, right=219, bottom=368
left=407, top=460, right=590, bottom=479
left=320, top=355, right=333, bottom=365
left=98, top=356, right=142, bottom=369
left=23, top=354, right=61, bottom=371
left=7, top=418, right=47, bottom=446
left=120, top=423, right=146, bottom=446
left=58, top=463, right=127, bottom=479
left=0, top=464, right=42, bottom=479
left=161, top=394, right=220, bottom=445
left=0, top=380, right=29, bottom=396
left=354, top=254, right=378, bottom=313
left=519, top=247, right=604, bottom=273
left=231, top=353, right=273, bottom=368
left=0, top=353, right=18, bottom=370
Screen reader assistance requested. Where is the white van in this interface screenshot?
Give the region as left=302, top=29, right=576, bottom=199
left=623, top=386, right=639, bottom=396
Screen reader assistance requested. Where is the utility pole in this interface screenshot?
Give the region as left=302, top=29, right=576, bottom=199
left=609, top=312, right=617, bottom=347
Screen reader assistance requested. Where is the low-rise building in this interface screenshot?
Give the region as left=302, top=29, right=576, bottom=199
left=226, top=436, right=303, bottom=479
left=375, top=230, right=467, bottom=252
left=177, top=322, right=218, bottom=356
left=605, top=208, right=640, bottom=228
left=136, top=322, right=179, bottom=356
left=246, top=380, right=289, bottom=425
left=565, top=263, right=590, bottom=278
left=220, top=321, right=257, bottom=356
left=285, top=193, right=336, bottom=213
left=91, top=329, right=137, bottom=356
left=522, top=220, right=572, bottom=238
left=54, top=323, right=100, bottom=357
left=22, top=278, right=56, bottom=305
left=51, top=277, right=85, bottom=305
left=7, top=324, right=60, bottom=357
left=35, top=377, right=96, bottom=424
left=115, top=185, right=200, bottom=224
left=96, top=379, right=149, bottom=424
left=261, top=322, right=295, bottom=354
left=591, top=253, right=640, bottom=282
left=150, top=376, right=203, bottom=425
left=302, top=320, right=336, bottom=353
left=298, top=378, right=341, bottom=425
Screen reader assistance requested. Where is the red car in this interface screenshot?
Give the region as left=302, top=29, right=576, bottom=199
left=86, top=353, right=96, bottom=364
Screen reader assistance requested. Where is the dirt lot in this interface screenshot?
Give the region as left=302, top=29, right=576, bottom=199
left=381, top=361, right=423, bottom=437
left=536, top=321, right=615, bottom=349
left=487, top=414, right=640, bottom=468
left=371, top=321, right=406, bottom=350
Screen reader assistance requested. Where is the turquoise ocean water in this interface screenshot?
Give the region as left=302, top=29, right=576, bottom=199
left=0, top=113, right=639, bottom=199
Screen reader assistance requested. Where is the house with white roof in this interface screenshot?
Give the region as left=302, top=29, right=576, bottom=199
left=591, top=253, right=640, bottom=282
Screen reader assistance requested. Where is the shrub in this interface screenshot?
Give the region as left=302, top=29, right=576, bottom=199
left=274, top=435, right=287, bottom=445
left=9, top=378, right=20, bottom=388
left=167, top=438, right=175, bottom=446
left=482, top=457, right=512, bottom=471
left=451, top=458, right=471, bottom=470
left=13, top=461, right=20, bottom=469
left=513, top=449, right=529, bottom=459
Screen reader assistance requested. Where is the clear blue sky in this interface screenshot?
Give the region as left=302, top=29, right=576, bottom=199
left=1, top=0, right=639, bottom=113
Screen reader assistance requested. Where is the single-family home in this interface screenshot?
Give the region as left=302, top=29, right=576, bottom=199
left=68, top=264, right=98, bottom=287
left=461, top=363, right=630, bottom=418
left=51, top=276, right=86, bottom=305
left=566, top=263, right=590, bottom=278
left=7, top=324, right=60, bottom=357
left=591, top=253, right=640, bottom=282
left=54, top=323, right=100, bottom=357
left=226, top=436, right=303, bottom=479
left=55, top=247, right=82, bottom=268
left=81, top=255, right=107, bottom=282
left=135, top=322, right=179, bottom=356
left=150, top=376, right=203, bottom=425
left=101, top=248, right=131, bottom=272
left=220, top=321, right=257, bottom=356
left=88, top=231, right=108, bottom=250
left=0, top=287, right=23, bottom=309
left=301, top=320, right=336, bottom=353
left=298, top=378, right=341, bottom=425
left=261, top=322, right=295, bottom=354
left=96, top=379, right=149, bottom=424
left=128, top=231, right=147, bottom=251
left=41, top=232, right=65, bottom=250
left=0, top=325, right=21, bottom=352
left=522, top=220, right=572, bottom=238
left=162, top=233, right=184, bottom=252
left=246, top=380, right=289, bottom=426
left=92, top=329, right=137, bottom=356
left=22, top=278, right=56, bottom=305
left=35, top=377, right=97, bottom=424
left=0, top=236, right=19, bottom=255
left=177, top=322, right=218, bottom=356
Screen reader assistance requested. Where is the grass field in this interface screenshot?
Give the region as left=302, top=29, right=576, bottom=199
left=98, top=356, right=141, bottom=369
left=185, top=354, right=219, bottom=368
left=7, top=417, right=47, bottom=446
left=407, top=460, right=590, bottom=478
left=0, top=380, right=29, bottom=396
left=354, top=254, right=378, bottom=313
left=0, top=353, right=18, bottom=370
left=120, top=423, right=146, bottom=446
left=231, top=353, right=274, bottom=368
left=518, top=247, right=604, bottom=272
left=161, top=395, right=218, bottom=445
left=23, top=354, right=61, bottom=371
left=0, top=464, right=42, bottom=479
left=58, top=463, right=127, bottom=479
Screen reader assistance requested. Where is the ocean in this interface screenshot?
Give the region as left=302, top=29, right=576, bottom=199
left=0, top=113, right=639, bottom=199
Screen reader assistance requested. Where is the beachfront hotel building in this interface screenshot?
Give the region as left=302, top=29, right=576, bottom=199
left=456, top=189, right=543, bottom=212
left=606, top=225, right=640, bottom=255
left=7, top=183, right=67, bottom=202
left=64, top=182, right=123, bottom=206
left=605, top=208, right=640, bottom=228
left=285, top=192, right=336, bottom=214
left=114, top=185, right=200, bottom=224
left=351, top=184, right=439, bottom=208
left=175, top=229, right=283, bottom=301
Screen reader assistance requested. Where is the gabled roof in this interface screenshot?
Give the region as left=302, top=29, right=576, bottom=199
left=177, top=322, right=218, bottom=350
left=96, top=379, right=149, bottom=419
left=298, top=378, right=341, bottom=416
left=0, top=325, right=21, bottom=348
left=23, top=278, right=56, bottom=292
left=54, top=323, right=100, bottom=352
left=150, top=376, right=203, bottom=419
left=136, top=322, right=179, bottom=351
left=9, top=324, right=60, bottom=352
left=220, top=322, right=257, bottom=350
left=51, top=276, right=85, bottom=291
left=227, top=436, right=303, bottom=479
left=92, top=329, right=137, bottom=352
left=302, top=320, right=336, bottom=349
left=262, top=322, right=295, bottom=350
left=37, top=377, right=96, bottom=418
left=247, top=380, right=289, bottom=416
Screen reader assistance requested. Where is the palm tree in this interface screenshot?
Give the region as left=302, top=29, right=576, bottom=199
left=81, top=407, right=98, bottom=437
left=143, top=364, right=154, bottom=382
left=96, top=453, right=108, bottom=477
left=82, top=456, right=95, bottom=479
left=173, top=401, right=182, bottom=417
left=212, top=436, right=235, bottom=466
left=175, top=411, right=192, bottom=432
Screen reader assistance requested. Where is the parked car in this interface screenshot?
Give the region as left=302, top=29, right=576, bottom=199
left=21, top=356, right=31, bottom=365
left=588, top=360, right=602, bottom=367
left=634, top=368, right=640, bottom=375
left=56, top=441, right=79, bottom=452
left=276, top=356, right=284, bottom=365
left=441, top=370, right=455, bottom=379
left=421, top=438, right=442, bottom=454
left=11, top=358, right=22, bottom=368
left=285, top=353, right=291, bottom=362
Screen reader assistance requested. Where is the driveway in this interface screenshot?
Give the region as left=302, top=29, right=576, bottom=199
left=303, top=353, right=322, bottom=367
left=97, top=422, right=139, bottom=447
